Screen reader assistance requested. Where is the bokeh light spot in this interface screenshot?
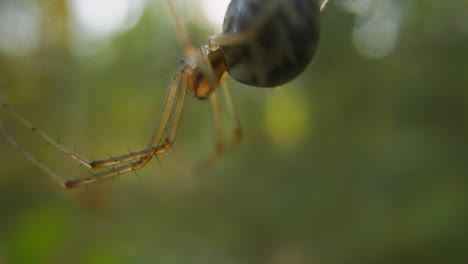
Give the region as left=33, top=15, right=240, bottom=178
left=265, top=90, right=311, bottom=151
left=0, top=2, right=40, bottom=57
left=69, top=0, right=146, bottom=39
left=199, top=0, right=231, bottom=30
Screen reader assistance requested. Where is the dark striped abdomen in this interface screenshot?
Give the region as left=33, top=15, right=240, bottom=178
left=221, top=0, right=321, bottom=87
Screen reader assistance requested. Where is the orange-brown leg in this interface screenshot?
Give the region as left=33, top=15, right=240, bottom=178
left=193, top=78, right=242, bottom=175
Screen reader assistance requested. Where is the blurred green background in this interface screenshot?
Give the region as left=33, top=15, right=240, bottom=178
left=0, top=0, right=467, bottom=263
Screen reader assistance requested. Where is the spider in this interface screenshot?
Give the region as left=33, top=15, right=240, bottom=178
left=0, top=0, right=329, bottom=188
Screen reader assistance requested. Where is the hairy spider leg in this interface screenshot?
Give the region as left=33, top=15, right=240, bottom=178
left=0, top=121, right=66, bottom=187
left=1, top=73, right=187, bottom=188
left=66, top=73, right=188, bottom=188
left=193, top=89, right=224, bottom=174
left=221, top=79, right=242, bottom=147
left=0, top=0, right=330, bottom=187
left=0, top=0, right=227, bottom=188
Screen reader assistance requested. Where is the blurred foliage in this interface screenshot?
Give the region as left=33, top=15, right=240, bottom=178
left=0, top=0, right=467, bottom=263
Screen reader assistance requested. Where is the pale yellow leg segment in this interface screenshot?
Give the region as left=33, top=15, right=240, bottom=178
left=208, top=0, right=281, bottom=47
left=165, top=0, right=197, bottom=57
left=320, top=0, right=330, bottom=11
left=1, top=74, right=181, bottom=172
left=148, top=74, right=182, bottom=147
left=193, top=91, right=224, bottom=174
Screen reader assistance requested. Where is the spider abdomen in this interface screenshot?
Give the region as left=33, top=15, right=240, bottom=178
left=220, top=0, right=321, bottom=87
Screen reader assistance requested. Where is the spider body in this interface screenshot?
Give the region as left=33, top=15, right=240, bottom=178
left=0, top=0, right=329, bottom=188
left=185, top=47, right=226, bottom=98
left=220, top=0, right=321, bottom=87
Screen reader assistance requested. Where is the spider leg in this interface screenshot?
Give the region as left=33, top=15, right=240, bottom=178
left=0, top=121, right=153, bottom=188
left=208, top=30, right=257, bottom=48
left=85, top=72, right=185, bottom=168
left=0, top=73, right=181, bottom=169
left=144, top=71, right=187, bottom=156
left=165, top=0, right=197, bottom=57
left=65, top=155, right=153, bottom=188
left=221, top=79, right=242, bottom=148
left=79, top=73, right=185, bottom=169
left=194, top=76, right=242, bottom=175
left=2, top=101, right=94, bottom=169
left=66, top=73, right=188, bottom=188
left=320, top=0, right=330, bottom=11
left=0, top=122, right=68, bottom=188
left=148, top=73, right=185, bottom=147
left=0, top=72, right=188, bottom=188
left=194, top=91, right=224, bottom=174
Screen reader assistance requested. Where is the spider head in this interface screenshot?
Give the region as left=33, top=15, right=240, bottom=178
left=186, top=46, right=226, bottom=99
